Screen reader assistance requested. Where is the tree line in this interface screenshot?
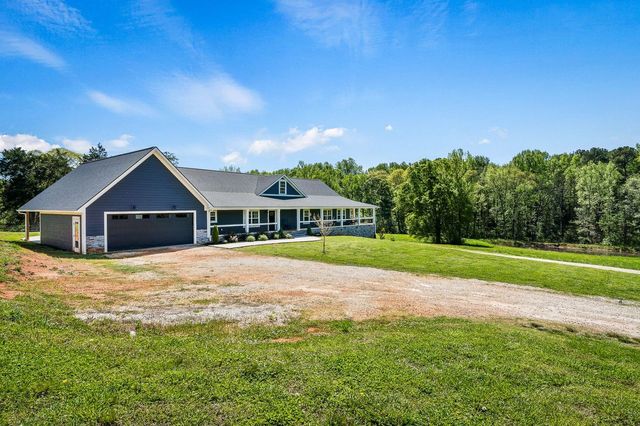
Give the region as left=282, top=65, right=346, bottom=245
left=253, top=145, right=640, bottom=247
left=3, top=143, right=640, bottom=247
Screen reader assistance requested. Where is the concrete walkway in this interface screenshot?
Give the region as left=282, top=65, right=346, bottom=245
left=458, top=248, right=640, bottom=275
left=213, top=236, right=320, bottom=249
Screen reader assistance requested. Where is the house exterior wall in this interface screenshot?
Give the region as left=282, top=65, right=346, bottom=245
left=86, top=155, right=207, bottom=237
left=262, top=180, right=302, bottom=197
left=40, top=214, right=73, bottom=251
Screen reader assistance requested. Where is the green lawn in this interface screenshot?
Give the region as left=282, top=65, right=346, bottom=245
left=242, top=236, right=640, bottom=301
left=1, top=295, right=639, bottom=424
left=387, top=234, right=640, bottom=271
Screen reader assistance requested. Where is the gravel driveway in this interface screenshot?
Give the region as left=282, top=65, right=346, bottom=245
left=75, top=246, right=640, bottom=338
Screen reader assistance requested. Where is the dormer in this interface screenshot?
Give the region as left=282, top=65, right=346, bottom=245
left=257, top=175, right=305, bottom=198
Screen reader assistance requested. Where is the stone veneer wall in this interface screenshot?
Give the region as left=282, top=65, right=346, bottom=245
left=86, top=235, right=104, bottom=253
left=196, top=229, right=210, bottom=244
left=327, top=224, right=376, bottom=238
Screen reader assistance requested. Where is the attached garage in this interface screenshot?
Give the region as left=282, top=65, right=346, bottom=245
left=105, top=211, right=195, bottom=251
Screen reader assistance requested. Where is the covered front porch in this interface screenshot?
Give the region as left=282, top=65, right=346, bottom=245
left=209, top=207, right=376, bottom=236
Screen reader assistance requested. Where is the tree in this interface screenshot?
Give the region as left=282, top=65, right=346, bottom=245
left=574, top=162, right=619, bottom=244
left=618, top=176, right=640, bottom=246
left=313, top=214, right=331, bottom=254
left=222, top=165, right=241, bottom=172
left=163, top=151, right=179, bottom=166
left=81, top=143, right=108, bottom=163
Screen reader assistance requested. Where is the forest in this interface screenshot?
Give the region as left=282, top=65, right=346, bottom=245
left=2, top=144, right=640, bottom=248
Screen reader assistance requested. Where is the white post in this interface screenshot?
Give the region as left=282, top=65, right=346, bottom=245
left=276, top=209, right=280, bottom=231
left=373, top=208, right=376, bottom=226
left=244, top=209, right=249, bottom=233
left=320, top=208, right=324, bottom=227
left=296, top=209, right=300, bottom=231
left=341, top=208, right=344, bottom=227
left=357, top=208, right=361, bottom=225
left=206, top=210, right=211, bottom=241
left=24, top=212, right=29, bottom=242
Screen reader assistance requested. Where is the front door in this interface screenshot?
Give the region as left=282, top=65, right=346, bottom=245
left=268, top=210, right=276, bottom=231
left=72, top=216, right=81, bottom=253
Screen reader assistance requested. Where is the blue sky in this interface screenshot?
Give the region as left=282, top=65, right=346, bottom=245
left=1, top=0, right=639, bottom=170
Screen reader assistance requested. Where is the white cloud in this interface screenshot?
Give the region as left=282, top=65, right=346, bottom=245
left=62, top=138, right=92, bottom=153
left=479, top=138, right=491, bottom=145
left=10, top=0, right=92, bottom=34
left=0, top=133, right=59, bottom=151
left=276, top=0, right=381, bottom=54
left=87, top=90, right=154, bottom=116
left=0, top=30, right=66, bottom=70
left=384, top=124, right=393, bottom=131
left=489, top=126, right=509, bottom=139
left=107, top=134, right=134, bottom=149
left=130, top=0, right=199, bottom=53
left=157, top=73, right=263, bottom=121
left=248, top=139, right=278, bottom=155
left=248, top=126, right=347, bottom=156
left=414, top=0, right=449, bottom=47
left=221, top=151, right=246, bottom=165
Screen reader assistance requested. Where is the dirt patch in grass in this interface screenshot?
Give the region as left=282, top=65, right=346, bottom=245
left=10, top=244, right=640, bottom=337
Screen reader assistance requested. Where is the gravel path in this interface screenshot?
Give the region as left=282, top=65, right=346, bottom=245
left=83, top=246, right=640, bottom=337
left=457, top=248, right=640, bottom=275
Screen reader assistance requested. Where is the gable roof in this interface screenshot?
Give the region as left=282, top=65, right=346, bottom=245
left=19, top=148, right=155, bottom=212
left=19, top=148, right=377, bottom=212
left=179, top=167, right=376, bottom=209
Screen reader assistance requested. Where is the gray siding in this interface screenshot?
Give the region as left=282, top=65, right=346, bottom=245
left=86, top=155, right=206, bottom=236
left=41, top=214, right=73, bottom=251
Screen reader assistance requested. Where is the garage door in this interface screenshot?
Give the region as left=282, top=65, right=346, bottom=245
left=107, top=212, right=194, bottom=251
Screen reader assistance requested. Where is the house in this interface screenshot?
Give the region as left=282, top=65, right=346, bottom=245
left=18, top=147, right=377, bottom=253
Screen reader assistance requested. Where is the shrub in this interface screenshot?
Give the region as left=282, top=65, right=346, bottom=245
left=211, top=225, right=220, bottom=244
left=229, top=233, right=239, bottom=243
left=285, top=233, right=294, bottom=239
left=258, top=234, right=269, bottom=241
left=306, top=225, right=313, bottom=236
left=272, top=233, right=280, bottom=240
left=246, top=235, right=256, bottom=242
left=278, top=229, right=286, bottom=239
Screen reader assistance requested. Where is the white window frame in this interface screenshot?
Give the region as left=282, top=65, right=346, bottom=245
left=302, top=209, right=311, bottom=222
left=278, top=179, right=287, bottom=195
left=323, top=209, right=333, bottom=221
left=249, top=210, right=260, bottom=225
left=210, top=210, right=217, bottom=224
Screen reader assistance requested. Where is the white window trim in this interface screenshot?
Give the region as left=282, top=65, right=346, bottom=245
left=323, top=209, right=333, bottom=221
left=278, top=179, right=287, bottom=195
left=248, top=210, right=260, bottom=225
left=302, top=209, right=311, bottom=222
left=210, top=210, right=217, bottom=224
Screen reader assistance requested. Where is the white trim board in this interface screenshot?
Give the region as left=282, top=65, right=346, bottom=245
left=102, top=210, right=197, bottom=253
left=257, top=175, right=307, bottom=198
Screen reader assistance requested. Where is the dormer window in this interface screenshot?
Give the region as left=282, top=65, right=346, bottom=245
left=279, top=179, right=286, bottom=195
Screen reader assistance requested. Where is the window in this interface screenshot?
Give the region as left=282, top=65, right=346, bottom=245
left=323, top=209, right=333, bottom=221
left=249, top=210, right=259, bottom=225
left=302, top=209, right=310, bottom=222
left=210, top=210, right=217, bottom=224
left=156, top=214, right=169, bottom=219
left=336, top=209, right=343, bottom=220
left=175, top=213, right=187, bottom=218
left=279, top=179, right=287, bottom=195
left=111, top=214, right=128, bottom=220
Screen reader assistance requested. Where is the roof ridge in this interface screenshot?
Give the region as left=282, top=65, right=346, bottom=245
left=80, top=146, right=156, bottom=165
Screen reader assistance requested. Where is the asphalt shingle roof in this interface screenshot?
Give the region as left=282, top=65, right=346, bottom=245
left=178, top=167, right=376, bottom=209
left=19, top=148, right=376, bottom=211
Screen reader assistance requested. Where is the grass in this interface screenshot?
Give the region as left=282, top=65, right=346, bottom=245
left=242, top=236, right=640, bottom=301
left=1, top=294, right=639, bottom=424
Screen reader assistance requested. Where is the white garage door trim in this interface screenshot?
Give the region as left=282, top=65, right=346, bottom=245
left=103, top=210, right=197, bottom=253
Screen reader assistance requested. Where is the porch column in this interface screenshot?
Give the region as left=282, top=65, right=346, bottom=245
left=320, top=208, right=324, bottom=227
left=357, top=208, right=361, bottom=225
left=373, top=208, right=376, bottom=226
left=296, top=209, right=300, bottom=231
left=276, top=209, right=281, bottom=231
left=341, top=208, right=344, bottom=227
left=24, top=212, right=30, bottom=242
left=244, top=209, right=249, bottom=233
